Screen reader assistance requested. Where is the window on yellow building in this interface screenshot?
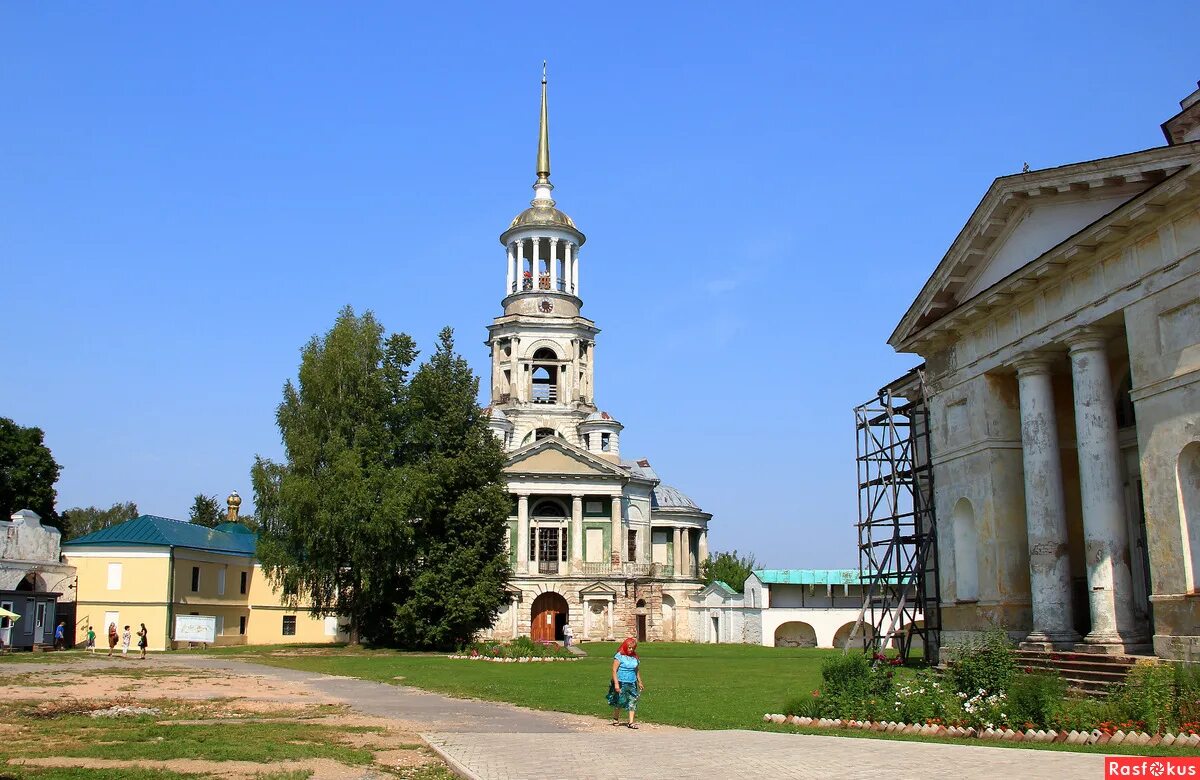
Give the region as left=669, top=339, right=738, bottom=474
left=240, top=571, right=248, bottom=594
left=282, top=616, right=296, bottom=636
left=190, top=567, right=200, bottom=592
left=239, top=616, right=246, bottom=635
left=217, top=569, right=226, bottom=596
left=106, top=563, right=122, bottom=590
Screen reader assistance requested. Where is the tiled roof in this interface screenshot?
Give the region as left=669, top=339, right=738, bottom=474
left=63, top=515, right=257, bottom=557
left=754, top=569, right=864, bottom=585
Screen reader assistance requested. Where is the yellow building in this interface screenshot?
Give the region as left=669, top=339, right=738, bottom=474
left=62, top=497, right=343, bottom=651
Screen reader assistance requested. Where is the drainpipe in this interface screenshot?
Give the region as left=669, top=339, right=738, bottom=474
left=166, top=545, right=176, bottom=651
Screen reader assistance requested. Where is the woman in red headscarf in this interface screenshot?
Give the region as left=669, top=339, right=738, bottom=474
left=606, top=637, right=644, bottom=728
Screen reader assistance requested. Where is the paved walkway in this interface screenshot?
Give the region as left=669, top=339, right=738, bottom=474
left=167, top=656, right=1105, bottom=780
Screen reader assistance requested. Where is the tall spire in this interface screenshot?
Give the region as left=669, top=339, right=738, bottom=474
left=536, top=61, right=550, bottom=185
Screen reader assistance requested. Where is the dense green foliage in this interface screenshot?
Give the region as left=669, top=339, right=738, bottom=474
left=700, top=549, right=757, bottom=593
left=59, top=501, right=138, bottom=540
left=252, top=307, right=510, bottom=648
left=944, top=628, right=1016, bottom=698
left=0, top=417, right=62, bottom=530
left=188, top=494, right=224, bottom=527
left=783, top=632, right=1200, bottom=739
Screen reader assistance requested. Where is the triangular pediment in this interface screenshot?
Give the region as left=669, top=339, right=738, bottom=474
left=505, top=437, right=628, bottom=479
left=579, top=581, right=619, bottom=595
left=891, top=143, right=1200, bottom=349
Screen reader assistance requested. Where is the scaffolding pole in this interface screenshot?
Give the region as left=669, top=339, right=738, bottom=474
left=851, top=366, right=941, bottom=665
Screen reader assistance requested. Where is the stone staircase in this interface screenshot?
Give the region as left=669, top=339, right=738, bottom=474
left=1013, top=648, right=1150, bottom=696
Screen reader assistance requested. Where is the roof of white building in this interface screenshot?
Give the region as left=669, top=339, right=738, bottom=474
left=652, top=483, right=701, bottom=510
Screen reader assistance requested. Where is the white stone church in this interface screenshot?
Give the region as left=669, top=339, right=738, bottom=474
left=480, top=74, right=713, bottom=644
left=887, top=81, right=1200, bottom=660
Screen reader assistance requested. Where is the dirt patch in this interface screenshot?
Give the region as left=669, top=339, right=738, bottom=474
left=7, top=755, right=375, bottom=780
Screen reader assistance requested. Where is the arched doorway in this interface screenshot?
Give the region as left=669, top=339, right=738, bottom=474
left=773, top=621, right=817, bottom=648
left=635, top=599, right=647, bottom=641
left=832, top=621, right=875, bottom=650
left=661, top=595, right=676, bottom=641
left=530, top=592, right=569, bottom=642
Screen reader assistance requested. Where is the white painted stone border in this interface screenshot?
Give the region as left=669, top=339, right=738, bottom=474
left=447, top=655, right=579, bottom=662
left=761, top=714, right=1200, bottom=748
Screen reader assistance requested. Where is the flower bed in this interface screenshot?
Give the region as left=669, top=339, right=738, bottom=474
left=760, top=712, right=1200, bottom=747
left=776, top=631, right=1200, bottom=740
left=450, top=636, right=577, bottom=662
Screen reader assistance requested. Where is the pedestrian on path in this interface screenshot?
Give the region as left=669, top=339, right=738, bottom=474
left=121, top=625, right=131, bottom=657
left=137, top=623, right=148, bottom=659
left=563, top=623, right=574, bottom=648
left=106, top=623, right=118, bottom=657
left=86, top=626, right=96, bottom=654
left=53, top=621, right=65, bottom=650
left=606, top=637, right=644, bottom=728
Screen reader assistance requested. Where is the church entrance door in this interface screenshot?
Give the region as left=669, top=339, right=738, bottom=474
left=530, top=592, right=568, bottom=642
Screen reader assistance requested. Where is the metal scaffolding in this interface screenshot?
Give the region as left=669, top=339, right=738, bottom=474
left=851, top=366, right=941, bottom=664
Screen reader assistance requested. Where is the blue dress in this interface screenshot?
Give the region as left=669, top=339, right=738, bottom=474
left=606, top=653, right=641, bottom=711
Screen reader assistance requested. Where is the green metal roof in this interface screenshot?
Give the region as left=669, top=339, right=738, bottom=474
left=753, top=569, right=864, bottom=585
left=63, top=515, right=257, bottom=557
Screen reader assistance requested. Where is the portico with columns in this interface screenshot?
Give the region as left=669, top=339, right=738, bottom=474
left=478, top=68, right=713, bottom=644
left=885, top=82, right=1200, bottom=659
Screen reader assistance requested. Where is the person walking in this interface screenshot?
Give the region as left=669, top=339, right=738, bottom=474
left=121, top=625, right=131, bottom=657
left=606, top=637, right=644, bottom=728
left=563, top=623, right=574, bottom=648
left=106, top=623, right=119, bottom=657
left=137, top=623, right=148, bottom=659
left=86, top=626, right=96, bottom=654
left=53, top=621, right=65, bottom=650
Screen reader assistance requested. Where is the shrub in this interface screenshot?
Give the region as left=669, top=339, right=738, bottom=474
left=1007, top=670, right=1067, bottom=729
left=783, top=694, right=823, bottom=719
left=892, top=669, right=961, bottom=726
left=1112, top=661, right=1176, bottom=735
left=944, top=629, right=1015, bottom=698
left=816, top=651, right=896, bottom=721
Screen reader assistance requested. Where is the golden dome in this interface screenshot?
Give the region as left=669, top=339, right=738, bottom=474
left=509, top=203, right=577, bottom=230
left=227, top=491, right=242, bottom=509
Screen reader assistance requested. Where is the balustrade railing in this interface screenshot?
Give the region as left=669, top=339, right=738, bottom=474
left=538, top=560, right=560, bottom=575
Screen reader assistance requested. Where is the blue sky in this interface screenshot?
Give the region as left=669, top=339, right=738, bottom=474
left=2, top=3, right=1197, bottom=566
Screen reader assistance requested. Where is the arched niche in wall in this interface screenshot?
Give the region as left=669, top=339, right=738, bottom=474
left=952, top=497, right=980, bottom=602
left=1179, top=442, right=1200, bottom=591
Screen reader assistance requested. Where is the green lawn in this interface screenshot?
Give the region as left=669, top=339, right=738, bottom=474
left=241, top=642, right=827, bottom=730
left=228, top=643, right=1200, bottom=757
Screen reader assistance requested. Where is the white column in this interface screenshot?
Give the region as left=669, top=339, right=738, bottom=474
left=516, top=240, right=526, bottom=290
left=1066, top=328, right=1144, bottom=646
left=517, top=494, right=529, bottom=575
left=506, top=243, right=515, bottom=294
left=673, top=528, right=683, bottom=576
left=1015, top=355, right=1079, bottom=646
left=583, top=598, right=590, bottom=638
left=512, top=595, right=519, bottom=638
left=699, top=529, right=709, bottom=564
left=608, top=595, right=615, bottom=639
left=548, top=238, right=558, bottom=292
left=571, top=244, right=579, bottom=296
left=571, top=494, right=584, bottom=573
left=532, top=524, right=540, bottom=570
left=610, top=495, right=622, bottom=567
left=532, top=238, right=542, bottom=289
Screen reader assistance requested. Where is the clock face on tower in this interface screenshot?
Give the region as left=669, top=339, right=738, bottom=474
left=538, top=298, right=554, bottom=314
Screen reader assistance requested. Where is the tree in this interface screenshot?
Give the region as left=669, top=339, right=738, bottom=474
left=252, top=307, right=510, bottom=648
left=60, top=501, right=139, bottom=540
left=701, top=549, right=758, bottom=593
left=188, top=494, right=224, bottom=527
left=0, top=417, right=62, bottom=530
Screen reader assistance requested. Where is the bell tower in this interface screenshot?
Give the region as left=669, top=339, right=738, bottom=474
left=487, top=65, right=598, bottom=450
